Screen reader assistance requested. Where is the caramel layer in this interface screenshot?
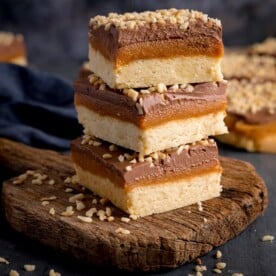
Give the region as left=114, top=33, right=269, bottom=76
left=71, top=137, right=221, bottom=192
left=89, top=20, right=223, bottom=66
left=74, top=79, right=226, bottom=129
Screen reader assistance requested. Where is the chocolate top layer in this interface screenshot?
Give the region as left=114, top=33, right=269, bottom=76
left=74, top=78, right=226, bottom=128
left=89, top=9, right=223, bottom=65
left=71, top=137, right=220, bottom=190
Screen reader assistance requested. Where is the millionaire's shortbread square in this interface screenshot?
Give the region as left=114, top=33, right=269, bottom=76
left=74, top=74, right=227, bottom=155
left=0, top=32, right=27, bottom=65
left=88, top=9, right=224, bottom=89
left=71, top=136, right=222, bottom=216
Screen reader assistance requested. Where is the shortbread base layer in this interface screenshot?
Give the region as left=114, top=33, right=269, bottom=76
left=74, top=164, right=222, bottom=217
left=76, top=105, right=228, bottom=154
left=88, top=46, right=223, bottom=89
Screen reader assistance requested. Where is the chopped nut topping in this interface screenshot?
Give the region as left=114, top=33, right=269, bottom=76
left=261, top=235, right=274, bottom=242
left=41, top=201, right=50, bottom=206
left=49, top=208, right=56, bottom=215
left=177, top=145, right=184, bottom=155
left=121, top=217, right=130, bottom=223
left=185, top=84, right=194, bottom=92
left=32, top=179, right=42, bottom=185
left=102, top=153, right=113, bottom=159
left=232, top=273, right=244, bottom=276
left=115, top=227, right=130, bottom=235
left=69, top=193, right=84, bottom=203
left=125, top=165, right=132, bottom=172
left=157, top=83, right=167, bottom=93
left=90, top=9, right=221, bottom=31
left=123, top=88, right=139, bottom=101
left=24, top=264, right=36, bottom=272
left=77, top=216, right=93, bottom=223
left=0, top=257, right=9, bottom=264
left=135, top=103, right=144, bottom=115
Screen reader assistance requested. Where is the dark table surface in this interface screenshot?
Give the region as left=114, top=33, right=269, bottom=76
left=0, top=66, right=275, bottom=276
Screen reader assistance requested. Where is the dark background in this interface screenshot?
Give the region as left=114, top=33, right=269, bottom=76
left=0, top=0, right=276, bottom=79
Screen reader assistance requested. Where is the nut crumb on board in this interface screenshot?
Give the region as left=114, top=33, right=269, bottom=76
left=49, top=269, right=61, bottom=276
left=0, top=256, right=9, bottom=264
left=24, top=264, right=36, bottom=272
left=261, top=235, right=274, bottom=242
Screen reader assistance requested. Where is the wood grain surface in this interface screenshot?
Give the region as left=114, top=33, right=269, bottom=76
left=0, top=138, right=268, bottom=272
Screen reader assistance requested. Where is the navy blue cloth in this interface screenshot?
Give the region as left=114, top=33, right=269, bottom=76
left=0, top=63, right=82, bottom=151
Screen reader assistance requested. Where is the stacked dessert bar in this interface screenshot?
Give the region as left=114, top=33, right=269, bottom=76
left=0, top=32, right=27, bottom=65
left=71, top=9, right=228, bottom=216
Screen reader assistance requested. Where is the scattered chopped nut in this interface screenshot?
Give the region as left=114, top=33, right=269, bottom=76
left=261, top=235, right=274, bottom=242
left=24, top=264, right=36, bottom=272
left=107, top=216, right=115, bottom=222
left=9, top=270, right=20, bottom=276
left=125, top=165, right=132, bottom=172
left=92, top=198, right=98, bottom=204
left=212, top=268, right=222, bottom=274
left=109, top=144, right=117, bottom=152
left=76, top=200, right=85, bottom=211
left=197, top=201, right=203, bottom=211
left=61, top=206, right=74, bottom=217
left=232, top=273, right=244, bottom=276
left=69, top=193, right=84, bottom=203
left=157, top=83, right=167, bottom=93
left=102, top=153, right=112, bottom=159
left=48, top=179, right=55, bottom=185
left=129, top=214, right=139, bottom=220
left=215, top=250, right=222, bottom=259
left=85, top=207, right=97, bottom=217
left=121, top=217, right=130, bottom=223
left=194, top=265, right=207, bottom=272
left=40, top=196, right=57, bottom=201
left=115, top=227, right=130, bottom=235
left=118, top=155, right=124, bottom=162
left=105, top=207, right=112, bottom=216
left=49, top=208, right=56, bottom=215
left=77, top=216, right=93, bottom=223
left=216, top=262, right=226, bottom=270
left=49, top=269, right=61, bottom=276
left=65, top=188, right=74, bottom=193
left=0, top=257, right=9, bottom=264
left=41, top=201, right=50, bottom=206
left=99, top=198, right=109, bottom=205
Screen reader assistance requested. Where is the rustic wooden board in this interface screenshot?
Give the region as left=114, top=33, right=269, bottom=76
left=0, top=138, right=268, bottom=272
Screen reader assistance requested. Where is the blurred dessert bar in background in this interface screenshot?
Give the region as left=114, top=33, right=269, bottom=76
left=0, top=31, right=27, bottom=65
left=216, top=37, right=276, bottom=153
